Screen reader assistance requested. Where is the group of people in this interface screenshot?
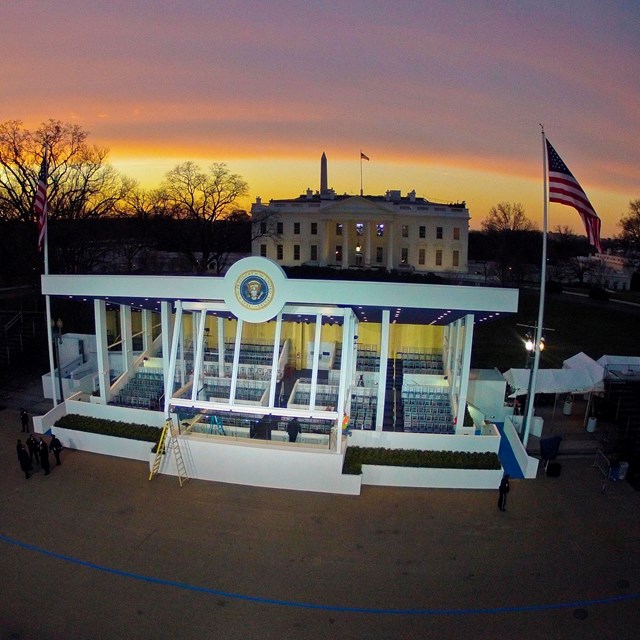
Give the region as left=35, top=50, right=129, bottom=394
left=249, top=415, right=302, bottom=443
left=16, top=433, right=63, bottom=480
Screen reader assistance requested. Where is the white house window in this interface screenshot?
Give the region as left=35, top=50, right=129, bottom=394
left=294, top=222, right=300, bottom=234
left=436, top=227, right=443, bottom=240
left=452, top=250, right=459, bottom=267
left=402, top=225, right=409, bottom=238
left=418, top=248, right=425, bottom=265
left=435, top=249, right=443, bottom=266
left=294, top=245, right=300, bottom=261
left=453, top=226, right=460, bottom=240
left=260, top=244, right=267, bottom=257
left=277, top=245, right=283, bottom=260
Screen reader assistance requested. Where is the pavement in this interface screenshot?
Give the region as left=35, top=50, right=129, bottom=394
left=1, top=377, right=640, bottom=639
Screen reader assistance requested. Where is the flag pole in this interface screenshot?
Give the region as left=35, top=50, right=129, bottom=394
left=522, top=126, right=548, bottom=447
left=360, top=150, right=364, bottom=196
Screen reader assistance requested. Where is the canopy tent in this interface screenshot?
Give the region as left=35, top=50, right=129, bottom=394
left=562, top=352, right=605, bottom=393
left=597, top=355, right=640, bottom=381
left=503, top=367, right=602, bottom=398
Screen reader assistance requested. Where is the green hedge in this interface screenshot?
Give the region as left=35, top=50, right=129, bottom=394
left=343, top=446, right=501, bottom=475
left=54, top=414, right=162, bottom=445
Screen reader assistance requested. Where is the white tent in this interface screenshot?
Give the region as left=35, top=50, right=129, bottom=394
left=562, top=352, right=605, bottom=393
left=503, top=367, right=602, bottom=397
left=597, top=355, right=640, bottom=381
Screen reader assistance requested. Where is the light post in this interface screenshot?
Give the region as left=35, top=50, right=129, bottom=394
left=52, top=318, right=64, bottom=403
left=524, top=333, right=545, bottom=369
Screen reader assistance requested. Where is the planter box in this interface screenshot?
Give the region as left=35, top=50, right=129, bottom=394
left=361, top=464, right=504, bottom=489
left=53, top=426, right=154, bottom=462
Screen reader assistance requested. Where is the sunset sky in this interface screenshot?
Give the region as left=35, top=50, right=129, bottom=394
left=4, top=1, right=638, bottom=238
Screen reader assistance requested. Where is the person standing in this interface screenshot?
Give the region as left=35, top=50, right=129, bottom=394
left=20, top=408, right=29, bottom=433
left=498, top=474, right=510, bottom=511
left=49, top=433, right=63, bottom=466
left=287, top=417, right=301, bottom=443
left=39, top=438, right=50, bottom=476
left=26, top=433, right=39, bottom=466
left=17, top=440, right=32, bottom=479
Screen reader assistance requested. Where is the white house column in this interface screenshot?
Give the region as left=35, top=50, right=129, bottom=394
left=120, top=304, right=133, bottom=375
left=386, top=222, right=395, bottom=270
left=94, top=299, right=110, bottom=404
left=342, top=222, right=350, bottom=268
left=375, top=309, right=391, bottom=431
left=322, top=220, right=331, bottom=265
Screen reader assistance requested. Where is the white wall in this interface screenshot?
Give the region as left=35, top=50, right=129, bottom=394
left=349, top=429, right=500, bottom=454
left=362, top=465, right=504, bottom=490
left=157, top=433, right=362, bottom=495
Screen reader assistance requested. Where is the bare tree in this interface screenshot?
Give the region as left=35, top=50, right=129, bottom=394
left=481, top=202, right=537, bottom=233
left=617, top=199, right=640, bottom=249
left=0, top=119, right=132, bottom=224
left=158, top=161, right=249, bottom=272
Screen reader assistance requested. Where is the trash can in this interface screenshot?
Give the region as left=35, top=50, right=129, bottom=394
left=563, top=399, right=573, bottom=416
left=587, top=417, right=597, bottom=433
left=618, top=462, right=629, bottom=481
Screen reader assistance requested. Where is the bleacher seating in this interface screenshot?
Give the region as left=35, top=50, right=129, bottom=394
left=111, top=369, right=167, bottom=411
left=398, top=348, right=444, bottom=375
left=350, top=388, right=377, bottom=430
left=402, top=385, right=453, bottom=434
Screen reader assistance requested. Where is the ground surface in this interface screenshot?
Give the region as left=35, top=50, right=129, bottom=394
left=1, top=384, right=639, bottom=639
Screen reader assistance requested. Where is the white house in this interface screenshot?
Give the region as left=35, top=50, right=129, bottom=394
left=251, top=153, right=469, bottom=274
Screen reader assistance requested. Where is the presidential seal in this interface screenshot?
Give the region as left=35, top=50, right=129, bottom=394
left=235, top=270, right=274, bottom=311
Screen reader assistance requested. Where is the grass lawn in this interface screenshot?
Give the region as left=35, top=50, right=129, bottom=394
left=471, top=288, right=640, bottom=372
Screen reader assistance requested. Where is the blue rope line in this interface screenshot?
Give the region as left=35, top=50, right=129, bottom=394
left=1, top=533, right=638, bottom=616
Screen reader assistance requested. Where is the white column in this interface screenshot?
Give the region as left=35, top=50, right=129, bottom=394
left=120, top=304, right=133, bottom=375
left=229, top=318, right=243, bottom=405
left=322, top=220, right=331, bottom=266
left=217, top=317, right=226, bottom=377
left=375, top=310, right=391, bottom=431
left=309, top=314, right=323, bottom=409
left=454, top=315, right=474, bottom=432
left=268, top=313, right=283, bottom=408
left=191, top=311, right=207, bottom=402
left=342, top=222, right=350, bottom=268
left=364, top=221, right=372, bottom=267
left=386, top=222, right=395, bottom=270
left=165, top=301, right=183, bottom=416
left=94, top=299, right=110, bottom=404
left=141, top=309, right=153, bottom=354
left=160, top=301, right=173, bottom=387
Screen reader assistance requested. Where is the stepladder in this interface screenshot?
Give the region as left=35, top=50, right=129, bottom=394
left=149, top=418, right=190, bottom=487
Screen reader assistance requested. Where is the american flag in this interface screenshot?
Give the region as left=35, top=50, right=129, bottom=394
left=35, top=154, right=48, bottom=252
left=360, top=151, right=370, bottom=161
left=546, top=139, right=602, bottom=253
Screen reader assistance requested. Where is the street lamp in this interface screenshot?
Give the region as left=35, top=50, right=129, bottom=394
left=52, top=318, right=64, bottom=403
left=524, top=333, right=545, bottom=369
